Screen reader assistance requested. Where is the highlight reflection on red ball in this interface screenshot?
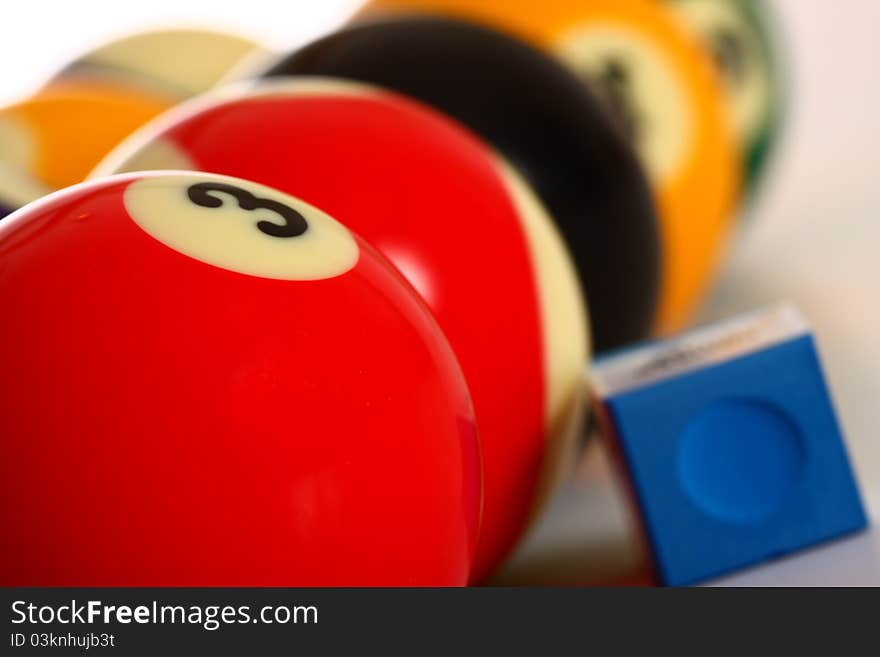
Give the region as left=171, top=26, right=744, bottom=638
left=0, top=172, right=481, bottom=586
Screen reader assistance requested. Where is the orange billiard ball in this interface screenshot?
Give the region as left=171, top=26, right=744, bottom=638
left=0, top=28, right=266, bottom=209
left=0, top=85, right=168, bottom=191
left=362, top=0, right=742, bottom=333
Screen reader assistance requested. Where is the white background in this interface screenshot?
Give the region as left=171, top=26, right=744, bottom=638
left=2, top=0, right=879, bottom=584
left=0, top=1, right=362, bottom=104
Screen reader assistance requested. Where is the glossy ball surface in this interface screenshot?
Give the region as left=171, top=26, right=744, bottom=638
left=262, top=19, right=659, bottom=353
left=0, top=172, right=481, bottom=586
left=358, top=4, right=740, bottom=333
left=0, top=85, right=167, bottom=190
left=48, top=28, right=267, bottom=102
left=663, top=0, right=783, bottom=199
left=96, top=80, right=590, bottom=582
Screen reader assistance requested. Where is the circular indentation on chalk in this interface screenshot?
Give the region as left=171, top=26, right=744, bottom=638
left=677, top=399, right=805, bottom=524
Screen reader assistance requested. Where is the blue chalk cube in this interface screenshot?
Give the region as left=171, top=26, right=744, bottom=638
left=592, top=305, right=867, bottom=585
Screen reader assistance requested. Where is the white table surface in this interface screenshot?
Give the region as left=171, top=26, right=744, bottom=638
left=496, top=0, right=880, bottom=587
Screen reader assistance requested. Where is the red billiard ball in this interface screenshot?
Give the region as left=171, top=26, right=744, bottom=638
left=97, top=79, right=590, bottom=582
left=0, top=172, right=481, bottom=586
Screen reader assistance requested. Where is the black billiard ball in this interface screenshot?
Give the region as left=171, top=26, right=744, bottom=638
left=260, top=17, right=660, bottom=352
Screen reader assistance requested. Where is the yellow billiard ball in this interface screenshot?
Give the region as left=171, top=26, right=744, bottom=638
left=0, top=85, right=168, bottom=190
left=363, top=0, right=742, bottom=333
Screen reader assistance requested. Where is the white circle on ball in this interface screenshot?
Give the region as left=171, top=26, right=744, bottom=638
left=671, top=0, right=772, bottom=149
left=554, top=23, right=694, bottom=183
left=124, top=173, right=359, bottom=281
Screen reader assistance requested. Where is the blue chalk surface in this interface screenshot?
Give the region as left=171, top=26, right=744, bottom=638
left=593, top=306, right=867, bottom=585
